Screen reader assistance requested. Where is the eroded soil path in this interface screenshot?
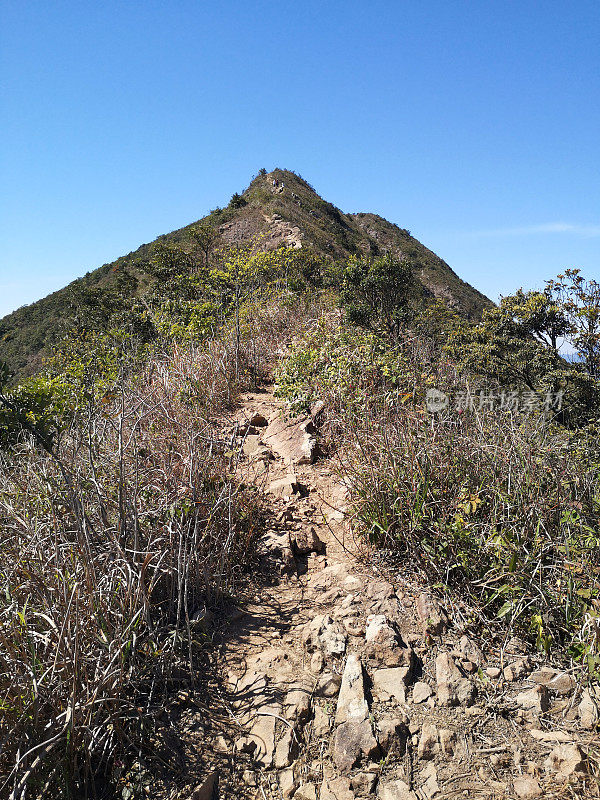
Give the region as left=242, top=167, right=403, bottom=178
left=163, top=388, right=600, bottom=800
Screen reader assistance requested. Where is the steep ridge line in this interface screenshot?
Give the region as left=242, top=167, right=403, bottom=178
left=183, top=388, right=599, bottom=800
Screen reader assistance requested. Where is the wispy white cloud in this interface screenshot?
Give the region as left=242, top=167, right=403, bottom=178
left=468, top=222, right=600, bottom=238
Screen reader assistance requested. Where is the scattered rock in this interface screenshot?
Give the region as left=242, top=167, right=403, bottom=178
left=284, top=689, right=311, bottom=723
left=377, top=779, right=417, bottom=800
left=216, top=396, right=596, bottom=800
left=238, top=423, right=259, bottom=437
left=377, top=716, right=408, bottom=754
left=366, top=580, right=395, bottom=602
left=529, top=666, right=557, bottom=685
left=320, top=776, right=355, bottom=800
left=513, top=775, right=542, bottom=799
left=242, top=770, right=257, bottom=786
left=279, top=768, right=298, bottom=799
left=412, top=681, right=432, bottom=704
left=333, top=718, right=380, bottom=773
left=321, top=625, right=347, bottom=657
left=438, top=728, right=456, bottom=757
left=435, top=652, right=459, bottom=692
left=343, top=575, right=363, bottom=592
left=419, top=763, right=439, bottom=799
left=529, top=729, right=572, bottom=743
left=579, top=688, right=598, bottom=729
left=310, top=563, right=348, bottom=591
left=247, top=710, right=277, bottom=766
left=269, top=475, right=302, bottom=499
left=351, top=771, right=378, bottom=796
left=435, top=652, right=476, bottom=707
left=295, top=784, right=318, bottom=800
left=485, top=667, right=502, bottom=679
left=372, top=667, right=411, bottom=703
left=313, top=706, right=331, bottom=738
left=336, top=654, right=369, bottom=724
left=416, top=593, right=447, bottom=636
left=526, top=665, right=573, bottom=694
left=365, top=615, right=393, bottom=643
left=507, top=636, right=528, bottom=654
left=364, top=615, right=413, bottom=668
left=504, top=657, right=532, bottom=682
left=263, top=412, right=319, bottom=466
left=342, top=617, right=365, bottom=637
left=516, top=685, right=550, bottom=713
left=310, top=651, right=325, bottom=674
left=303, top=615, right=347, bottom=657
left=191, top=772, right=218, bottom=800
left=316, top=672, right=342, bottom=698
left=544, top=743, right=587, bottom=777
left=418, top=722, right=439, bottom=760
left=456, top=677, right=477, bottom=706
left=459, top=635, right=484, bottom=665
left=547, top=672, right=576, bottom=696
left=274, top=727, right=299, bottom=768
left=290, top=527, right=325, bottom=555
left=320, top=587, right=344, bottom=606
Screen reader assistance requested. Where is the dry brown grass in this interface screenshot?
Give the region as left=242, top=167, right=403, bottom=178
left=0, top=339, right=262, bottom=798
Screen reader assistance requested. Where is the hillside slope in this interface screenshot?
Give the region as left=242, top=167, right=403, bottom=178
left=0, top=169, right=491, bottom=379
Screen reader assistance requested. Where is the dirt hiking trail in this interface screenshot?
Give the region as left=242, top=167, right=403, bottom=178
left=172, top=388, right=599, bottom=800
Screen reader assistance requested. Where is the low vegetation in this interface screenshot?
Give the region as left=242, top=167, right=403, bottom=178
left=276, top=269, right=600, bottom=667
left=0, top=242, right=324, bottom=797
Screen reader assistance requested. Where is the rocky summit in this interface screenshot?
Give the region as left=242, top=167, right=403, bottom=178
left=0, top=169, right=489, bottom=380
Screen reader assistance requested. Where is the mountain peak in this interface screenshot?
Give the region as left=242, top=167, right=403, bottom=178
left=0, top=169, right=491, bottom=379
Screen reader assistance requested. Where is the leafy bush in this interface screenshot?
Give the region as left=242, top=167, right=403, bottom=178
left=275, top=318, right=415, bottom=417
left=229, top=192, right=247, bottom=209
left=338, top=253, right=418, bottom=339
left=276, top=311, right=600, bottom=665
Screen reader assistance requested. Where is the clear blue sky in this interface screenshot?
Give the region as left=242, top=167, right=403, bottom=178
left=1, top=0, right=598, bottom=317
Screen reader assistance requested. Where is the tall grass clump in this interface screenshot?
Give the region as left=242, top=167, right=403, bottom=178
left=0, top=339, right=262, bottom=798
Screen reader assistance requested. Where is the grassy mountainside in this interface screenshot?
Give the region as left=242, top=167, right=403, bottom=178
left=0, top=169, right=491, bottom=379
left=1, top=170, right=599, bottom=798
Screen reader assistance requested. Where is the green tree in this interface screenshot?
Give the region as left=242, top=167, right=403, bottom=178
left=546, top=269, right=600, bottom=377
left=229, top=192, right=247, bottom=209
left=209, top=245, right=283, bottom=374
left=339, top=253, right=416, bottom=339
left=0, top=361, right=67, bottom=452
left=449, top=280, right=600, bottom=425
left=190, top=222, right=219, bottom=271
left=448, top=289, right=570, bottom=389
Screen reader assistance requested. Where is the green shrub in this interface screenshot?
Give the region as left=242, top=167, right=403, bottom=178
left=276, top=312, right=600, bottom=664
